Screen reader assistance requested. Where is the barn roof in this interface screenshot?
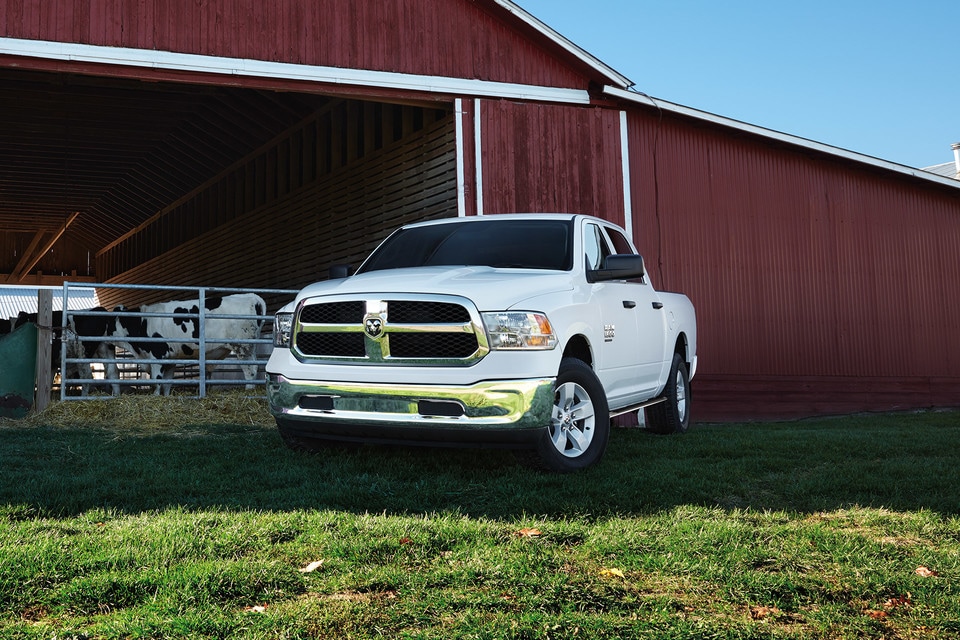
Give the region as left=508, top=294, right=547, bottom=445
left=0, top=286, right=99, bottom=321
left=923, top=161, right=959, bottom=180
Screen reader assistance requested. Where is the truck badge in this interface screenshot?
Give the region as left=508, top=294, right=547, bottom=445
left=604, top=324, right=615, bottom=341
left=364, top=317, right=384, bottom=339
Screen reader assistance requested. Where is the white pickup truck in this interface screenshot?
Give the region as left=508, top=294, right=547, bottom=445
left=266, top=214, right=697, bottom=472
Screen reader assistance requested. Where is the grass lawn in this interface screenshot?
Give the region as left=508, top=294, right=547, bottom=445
left=0, top=400, right=958, bottom=639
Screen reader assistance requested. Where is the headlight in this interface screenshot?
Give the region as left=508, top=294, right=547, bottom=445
left=482, top=312, right=557, bottom=350
left=273, top=312, right=293, bottom=348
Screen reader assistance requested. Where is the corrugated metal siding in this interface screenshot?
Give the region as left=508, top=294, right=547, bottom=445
left=0, top=0, right=589, bottom=89
left=0, top=286, right=99, bottom=319
left=627, top=110, right=960, bottom=386
left=479, top=100, right=625, bottom=219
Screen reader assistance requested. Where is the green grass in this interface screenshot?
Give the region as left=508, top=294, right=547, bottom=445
left=1, top=408, right=958, bottom=638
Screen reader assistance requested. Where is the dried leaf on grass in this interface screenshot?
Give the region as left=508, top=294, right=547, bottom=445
left=749, top=605, right=781, bottom=620
left=242, top=605, right=267, bottom=613
left=298, top=560, right=324, bottom=573
left=883, top=594, right=912, bottom=610
left=515, top=528, right=542, bottom=538
left=599, top=568, right=625, bottom=578
left=915, top=566, right=939, bottom=577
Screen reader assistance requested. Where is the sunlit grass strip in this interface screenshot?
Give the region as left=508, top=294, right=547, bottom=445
left=1, top=507, right=957, bottom=639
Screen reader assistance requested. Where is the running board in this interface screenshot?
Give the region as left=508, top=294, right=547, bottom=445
left=609, top=396, right=666, bottom=418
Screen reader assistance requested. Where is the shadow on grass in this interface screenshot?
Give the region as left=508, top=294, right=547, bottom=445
left=1, top=411, right=958, bottom=519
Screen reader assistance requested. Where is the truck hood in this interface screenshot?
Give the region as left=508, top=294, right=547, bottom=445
left=290, top=266, right=575, bottom=311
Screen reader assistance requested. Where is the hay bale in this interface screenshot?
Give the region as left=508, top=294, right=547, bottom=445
left=1, top=390, right=274, bottom=431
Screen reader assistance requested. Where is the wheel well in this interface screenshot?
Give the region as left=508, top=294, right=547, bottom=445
left=562, top=334, right=593, bottom=367
left=675, top=333, right=689, bottom=367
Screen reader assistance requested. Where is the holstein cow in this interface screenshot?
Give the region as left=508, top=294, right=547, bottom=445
left=66, top=307, right=121, bottom=394
left=103, top=293, right=267, bottom=395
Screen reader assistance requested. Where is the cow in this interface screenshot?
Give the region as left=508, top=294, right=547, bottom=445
left=79, top=293, right=267, bottom=395
left=65, top=307, right=121, bottom=395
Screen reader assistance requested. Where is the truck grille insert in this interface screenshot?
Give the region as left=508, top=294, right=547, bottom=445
left=386, top=300, right=471, bottom=324
left=293, top=297, right=485, bottom=365
left=296, top=332, right=366, bottom=358
left=389, top=333, right=479, bottom=359
left=299, top=301, right=365, bottom=324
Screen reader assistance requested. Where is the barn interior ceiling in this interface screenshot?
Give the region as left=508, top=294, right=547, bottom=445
left=0, top=67, right=331, bottom=281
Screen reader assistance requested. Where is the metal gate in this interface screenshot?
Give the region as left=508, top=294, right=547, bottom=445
left=59, top=282, right=297, bottom=401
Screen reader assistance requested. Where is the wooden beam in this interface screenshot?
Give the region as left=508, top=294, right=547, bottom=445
left=15, top=212, right=80, bottom=283
left=6, top=230, right=47, bottom=284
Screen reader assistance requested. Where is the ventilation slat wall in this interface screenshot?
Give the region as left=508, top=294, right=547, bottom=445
left=97, top=117, right=457, bottom=311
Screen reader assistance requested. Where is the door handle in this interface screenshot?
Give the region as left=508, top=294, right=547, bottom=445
left=622, top=300, right=636, bottom=309
left=652, top=301, right=664, bottom=310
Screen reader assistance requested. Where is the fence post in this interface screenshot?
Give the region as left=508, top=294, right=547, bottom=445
left=34, top=289, right=53, bottom=412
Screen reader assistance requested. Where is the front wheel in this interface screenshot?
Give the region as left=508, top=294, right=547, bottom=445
left=534, top=358, right=610, bottom=473
left=646, top=353, right=691, bottom=434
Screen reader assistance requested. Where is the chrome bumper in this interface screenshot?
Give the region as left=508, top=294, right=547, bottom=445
left=266, top=374, right=555, bottom=432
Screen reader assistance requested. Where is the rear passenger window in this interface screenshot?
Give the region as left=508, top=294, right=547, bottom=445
left=606, top=227, right=635, bottom=255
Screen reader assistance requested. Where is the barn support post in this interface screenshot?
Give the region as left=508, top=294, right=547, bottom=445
left=198, top=288, right=207, bottom=398
left=474, top=98, right=484, bottom=216
left=619, top=110, right=633, bottom=239
left=34, top=289, right=53, bottom=413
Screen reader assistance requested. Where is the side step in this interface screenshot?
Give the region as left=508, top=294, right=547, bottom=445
left=609, top=396, right=666, bottom=419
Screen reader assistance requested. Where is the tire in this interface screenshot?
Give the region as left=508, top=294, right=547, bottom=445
left=646, top=353, right=691, bottom=434
left=534, top=358, right=610, bottom=473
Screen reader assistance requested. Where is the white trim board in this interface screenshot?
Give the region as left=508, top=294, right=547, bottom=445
left=0, top=37, right=592, bottom=105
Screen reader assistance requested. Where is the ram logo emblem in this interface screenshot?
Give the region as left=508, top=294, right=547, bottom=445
left=364, top=317, right=384, bottom=339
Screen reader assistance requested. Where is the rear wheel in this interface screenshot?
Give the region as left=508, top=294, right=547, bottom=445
left=646, top=353, right=691, bottom=434
left=534, top=358, right=610, bottom=472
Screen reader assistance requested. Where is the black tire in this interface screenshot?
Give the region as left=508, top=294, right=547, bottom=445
left=534, top=358, right=610, bottom=473
left=646, top=352, right=691, bottom=434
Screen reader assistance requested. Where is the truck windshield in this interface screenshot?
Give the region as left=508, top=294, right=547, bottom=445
left=357, top=218, right=574, bottom=274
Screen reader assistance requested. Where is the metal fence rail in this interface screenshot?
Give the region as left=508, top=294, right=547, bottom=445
left=59, top=282, right=298, bottom=400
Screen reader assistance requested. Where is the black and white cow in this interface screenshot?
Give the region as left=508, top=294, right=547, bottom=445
left=80, top=293, right=267, bottom=395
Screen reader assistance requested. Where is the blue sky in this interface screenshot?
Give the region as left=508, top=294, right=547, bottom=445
left=515, top=0, right=959, bottom=169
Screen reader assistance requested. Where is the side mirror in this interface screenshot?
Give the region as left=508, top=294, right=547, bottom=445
left=329, top=264, right=352, bottom=279
left=587, top=254, right=646, bottom=283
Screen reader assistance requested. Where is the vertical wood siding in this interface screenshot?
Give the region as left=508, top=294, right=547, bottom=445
left=626, top=109, right=960, bottom=416
left=97, top=115, right=458, bottom=310
left=1, top=0, right=589, bottom=89
left=479, top=100, right=625, bottom=219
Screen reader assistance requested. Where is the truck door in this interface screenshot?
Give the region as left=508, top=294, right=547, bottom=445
left=585, top=222, right=667, bottom=404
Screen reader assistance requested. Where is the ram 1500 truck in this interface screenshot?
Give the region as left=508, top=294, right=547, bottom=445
left=266, top=213, right=697, bottom=472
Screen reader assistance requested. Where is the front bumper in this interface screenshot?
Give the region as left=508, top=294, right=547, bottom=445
left=266, top=373, right=555, bottom=445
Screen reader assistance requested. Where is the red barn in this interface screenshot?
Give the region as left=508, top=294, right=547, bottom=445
left=1, top=0, right=958, bottom=420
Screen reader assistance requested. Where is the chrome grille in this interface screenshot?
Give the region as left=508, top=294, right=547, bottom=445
left=292, top=295, right=488, bottom=365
